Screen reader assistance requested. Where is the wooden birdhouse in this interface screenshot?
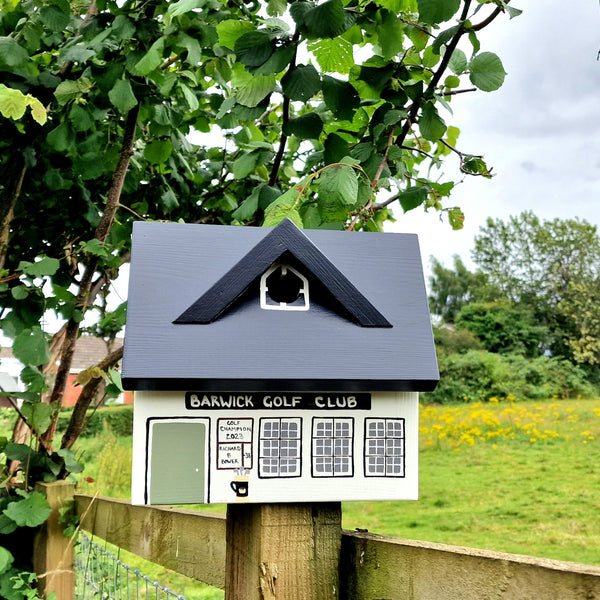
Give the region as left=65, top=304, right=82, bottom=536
left=123, top=219, right=438, bottom=505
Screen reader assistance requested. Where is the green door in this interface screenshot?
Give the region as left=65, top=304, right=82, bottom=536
left=148, top=420, right=208, bottom=504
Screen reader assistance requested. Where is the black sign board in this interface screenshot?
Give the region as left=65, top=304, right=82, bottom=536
left=185, top=392, right=372, bottom=411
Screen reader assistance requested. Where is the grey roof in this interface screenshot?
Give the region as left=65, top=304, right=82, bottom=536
left=122, top=220, right=439, bottom=392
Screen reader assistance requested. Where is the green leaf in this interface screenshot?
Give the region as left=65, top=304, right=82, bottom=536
left=11, top=286, right=28, bottom=300
left=18, top=256, right=60, bottom=277
left=21, top=402, right=51, bottom=434
left=12, top=328, right=49, bottom=366
left=462, top=154, right=492, bottom=177
left=234, top=31, right=273, bottom=67
left=307, top=37, right=354, bottom=75
left=419, top=103, right=446, bottom=142
left=4, top=443, right=37, bottom=463
left=254, top=43, right=297, bottom=75
left=445, top=74, right=460, bottom=88
left=283, top=113, right=323, bottom=139
left=417, top=0, right=460, bottom=24
left=351, top=142, right=374, bottom=163
left=506, top=5, right=523, bottom=19
left=231, top=64, right=276, bottom=107
left=108, top=78, right=138, bottom=113
left=40, top=5, right=71, bottom=32
left=19, top=365, right=47, bottom=393
left=377, top=10, right=404, bottom=59
left=160, top=187, right=179, bottom=211
left=133, top=38, right=165, bottom=76
left=448, top=206, right=464, bottom=230
left=422, top=45, right=441, bottom=68
left=420, top=102, right=446, bottom=142
left=431, top=25, right=460, bottom=55
left=317, top=163, right=358, bottom=206
left=110, top=15, right=136, bottom=40
left=383, top=109, right=407, bottom=127
left=167, top=0, right=205, bottom=16
left=54, top=78, right=94, bottom=105
left=295, top=0, right=353, bottom=39
left=0, top=85, right=27, bottom=120
left=0, top=37, right=29, bottom=68
left=57, top=448, right=84, bottom=474
left=375, top=0, right=417, bottom=9
left=216, top=20, right=254, bottom=49
left=69, top=104, right=94, bottom=132
left=28, top=96, right=47, bottom=125
left=324, top=133, right=350, bottom=164
left=398, top=186, right=427, bottom=212
left=468, top=31, right=480, bottom=54
left=322, top=76, right=360, bottom=121
left=3, top=492, right=51, bottom=528
left=267, top=0, right=287, bottom=16
left=144, top=140, right=173, bottom=164
left=46, top=122, right=74, bottom=152
left=178, top=82, right=199, bottom=111
left=281, top=65, right=321, bottom=101
left=81, top=238, right=109, bottom=257
left=0, top=515, right=17, bottom=536
left=0, top=547, right=14, bottom=575
left=232, top=152, right=258, bottom=179
left=263, top=188, right=304, bottom=228
left=174, top=33, right=202, bottom=65
left=448, top=48, right=467, bottom=74
left=469, top=52, right=507, bottom=92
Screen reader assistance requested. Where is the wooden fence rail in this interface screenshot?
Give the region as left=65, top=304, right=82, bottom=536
left=74, top=494, right=600, bottom=600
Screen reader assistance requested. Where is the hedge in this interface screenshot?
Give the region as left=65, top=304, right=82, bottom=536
left=56, top=404, right=133, bottom=437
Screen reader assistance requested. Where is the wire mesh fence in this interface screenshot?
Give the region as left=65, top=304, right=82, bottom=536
left=74, top=531, right=187, bottom=600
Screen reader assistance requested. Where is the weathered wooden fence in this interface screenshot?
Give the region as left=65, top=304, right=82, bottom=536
left=33, top=484, right=600, bottom=599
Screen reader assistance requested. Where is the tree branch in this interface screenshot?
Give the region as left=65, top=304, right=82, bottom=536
left=40, top=102, right=140, bottom=448
left=60, top=345, right=124, bottom=452
left=395, top=0, right=473, bottom=150
left=471, top=5, right=504, bottom=31
left=0, top=159, right=27, bottom=271
left=443, top=87, right=477, bottom=97
left=268, top=36, right=299, bottom=187
left=371, top=128, right=396, bottom=190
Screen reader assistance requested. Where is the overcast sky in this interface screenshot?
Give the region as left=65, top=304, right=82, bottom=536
left=393, top=0, right=600, bottom=276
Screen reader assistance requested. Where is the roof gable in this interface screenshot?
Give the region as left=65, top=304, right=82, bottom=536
left=174, top=218, right=391, bottom=328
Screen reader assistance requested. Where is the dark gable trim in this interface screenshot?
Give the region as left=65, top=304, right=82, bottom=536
left=173, top=218, right=392, bottom=328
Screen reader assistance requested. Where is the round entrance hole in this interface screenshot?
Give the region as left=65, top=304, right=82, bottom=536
left=265, top=265, right=303, bottom=304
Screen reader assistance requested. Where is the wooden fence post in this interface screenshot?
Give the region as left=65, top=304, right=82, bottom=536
left=225, top=502, right=341, bottom=600
left=33, top=481, right=76, bottom=600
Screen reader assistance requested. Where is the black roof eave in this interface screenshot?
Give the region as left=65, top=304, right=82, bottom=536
left=122, top=376, right=439, bottom=393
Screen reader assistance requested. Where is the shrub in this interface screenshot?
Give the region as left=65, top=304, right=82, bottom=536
left=433, top=326, right=483, bottom=356
left=57, top=405, right=133, bottom=438
left=426, top=350, right=597, bottom=404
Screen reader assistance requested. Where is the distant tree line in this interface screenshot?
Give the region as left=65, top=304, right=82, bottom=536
left=427, top=211, right=600, bottom=403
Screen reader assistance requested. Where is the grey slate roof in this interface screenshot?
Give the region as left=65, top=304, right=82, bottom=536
left=122, top=220, right=439, bottom=392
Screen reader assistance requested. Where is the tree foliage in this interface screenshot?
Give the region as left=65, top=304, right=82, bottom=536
left=0, top=0, right=518, bottom=589
left=430, top=212, right=600, bottom=387
left=455, top=300, right=549, bottom=358
left=472, top=211, right=600, bottom=308
left=428, top=254, right=493, bottom=322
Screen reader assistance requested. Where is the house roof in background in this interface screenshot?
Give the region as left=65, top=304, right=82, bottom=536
left=70, top=336, right=123, bottom=371
left=0, top=336, right=123, bottom=372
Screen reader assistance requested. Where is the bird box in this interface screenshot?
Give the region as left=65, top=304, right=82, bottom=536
left=123, top=219, right=438, bottom=504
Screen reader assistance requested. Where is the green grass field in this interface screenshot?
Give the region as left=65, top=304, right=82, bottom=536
left=4, top=397, right=599, bottom=599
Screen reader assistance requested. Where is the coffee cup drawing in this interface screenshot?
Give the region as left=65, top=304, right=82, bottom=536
left=230, top=475, right=249, bottom=498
